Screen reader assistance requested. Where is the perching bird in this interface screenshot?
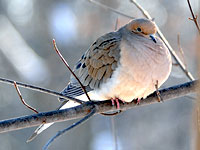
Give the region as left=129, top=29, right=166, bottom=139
left=27, top=18, right=172, bottom=142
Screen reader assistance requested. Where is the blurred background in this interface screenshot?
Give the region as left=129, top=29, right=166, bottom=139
left=0, top=0, right=199, bottom=149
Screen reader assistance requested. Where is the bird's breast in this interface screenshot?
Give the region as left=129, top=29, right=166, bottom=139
left=94, top=39, right=171, bottom=102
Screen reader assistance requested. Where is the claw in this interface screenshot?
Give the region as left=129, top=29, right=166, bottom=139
left=136, top=98, right=141, bottom=105
left=111, top=98, right=120, bottom=109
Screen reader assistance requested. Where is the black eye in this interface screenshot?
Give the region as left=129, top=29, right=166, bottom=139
left=136, top=27, right=142, bottom=32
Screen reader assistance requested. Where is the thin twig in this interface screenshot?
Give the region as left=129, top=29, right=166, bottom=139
left=115, top=18, right=119, bottom=31
left=52, top=39, right=91, bottom=101
left=196, top=105, right=200, bottom=150
left=43, top=107, right=96, bottom=150
left=0, top=80, right=197, bottom=134
left=187, top=0, right=200, bottom=34
left=130, top=0, right=195, bottom=81
left=155, top=80, right=162, bottom=102
left=13, top=82, right=39, bottom=114
left=0, top=77, right=83, bottom=104
left=172, top=63, right=179, bottom=66
left=177, top=34, right=187, bottom=68
left=88, top=0, right=134, bottom=19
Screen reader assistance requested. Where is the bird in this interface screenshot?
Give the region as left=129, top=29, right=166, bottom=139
left=27, top=18, right=172, bottom=142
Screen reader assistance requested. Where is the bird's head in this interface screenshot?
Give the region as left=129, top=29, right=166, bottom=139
left=126, top=18, right=157, bottom=43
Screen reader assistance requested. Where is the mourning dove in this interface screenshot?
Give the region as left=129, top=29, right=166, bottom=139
left=27, top=18, right=172, bottom=142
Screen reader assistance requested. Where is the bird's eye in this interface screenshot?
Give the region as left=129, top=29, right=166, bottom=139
left=136, top=27, right=142, bottom=32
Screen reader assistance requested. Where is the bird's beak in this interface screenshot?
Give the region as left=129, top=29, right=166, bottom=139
left=150, top=35, right=157, bottom=43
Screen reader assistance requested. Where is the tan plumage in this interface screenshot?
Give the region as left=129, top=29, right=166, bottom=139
left=74, top=31, right=121, bottom=89
left=27, top=18, right=172, bottom=142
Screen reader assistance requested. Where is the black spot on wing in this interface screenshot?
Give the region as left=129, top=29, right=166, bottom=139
left=98, top=38, right=116, bottom=47
left=82, top=63, right=86, bottom=68
left=76, top=63, right=82, bottom=69
left=92, top=41, right=97, bottom=46
left=59, top=83, right=92, bottom=101
left=81, top=54, right=85, bottom=59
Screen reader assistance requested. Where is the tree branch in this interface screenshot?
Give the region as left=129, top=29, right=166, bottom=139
left=88, top=0, right=134, bottom=19
left=0, top=80, right=197, bottom=134
left=187, top=0, right=200, bottom=34
left=0, top=77, right=83, bottom=104
left=13, top=81, right=39, bottom=114
left=43, top=107, right=96, bottom=150
left=52, top=39, right=91, bottom=101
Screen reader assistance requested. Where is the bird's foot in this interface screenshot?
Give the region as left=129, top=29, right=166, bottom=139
left=136, top=98, right=141, bottom=105
left=111, top=98, right=121, bottom=109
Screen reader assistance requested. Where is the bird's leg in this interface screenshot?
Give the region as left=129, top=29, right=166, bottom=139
left=136, top=98, right=141, bottom=105
left=111, top=98, right=120, bottom=109
left=111, top=98, right=115, bottom=106
left=101, top=98, right=122, bottom=116
left=155, top=80, right=163, bottom=102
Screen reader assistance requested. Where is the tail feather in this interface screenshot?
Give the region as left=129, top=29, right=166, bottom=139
left=26, top=101, right=80, bottom=142
left=26, top=123, right=53, bottom=142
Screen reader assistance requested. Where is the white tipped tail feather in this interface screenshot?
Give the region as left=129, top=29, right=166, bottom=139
left=26, top=101, right=80, bottom=142
left=27, top=93, right=97, bottom=142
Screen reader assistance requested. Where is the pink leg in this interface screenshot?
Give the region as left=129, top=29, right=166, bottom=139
left=136, top=98, right=141, bottom=105
left=111, top=98, right=120, bottom=109
left=111, top=98, right=115, bottom=106
left=115, top=98, right=120, bottom=109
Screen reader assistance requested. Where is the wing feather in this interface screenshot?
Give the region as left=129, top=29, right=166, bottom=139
left=59, top=31, right=121, bottom=101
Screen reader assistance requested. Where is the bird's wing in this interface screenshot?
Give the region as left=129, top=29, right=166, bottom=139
left=27, top=31, right=122, bottom=142
left=59, top=31, right=122, bottom=101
